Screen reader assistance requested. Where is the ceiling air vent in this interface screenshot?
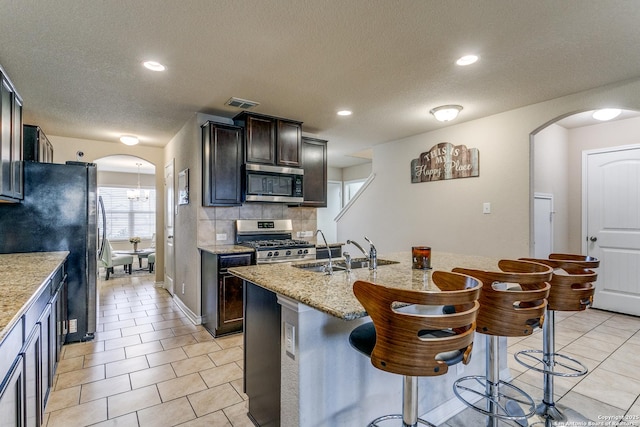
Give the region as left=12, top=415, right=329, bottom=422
left=225, top=97, right=260, bottom=109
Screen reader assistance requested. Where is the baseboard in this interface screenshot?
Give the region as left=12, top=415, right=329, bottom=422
left=172, top=295, right=202, bottom=325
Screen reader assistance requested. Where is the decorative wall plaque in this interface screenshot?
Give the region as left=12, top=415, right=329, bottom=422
left=411, top=142, right=479, bottom=183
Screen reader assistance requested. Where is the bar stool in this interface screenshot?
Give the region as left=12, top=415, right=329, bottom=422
left=452, top=260, right=552, bottom=427
left=515, top=254, right=598, bottom=426
left=349, top=271, right=481, bottom=427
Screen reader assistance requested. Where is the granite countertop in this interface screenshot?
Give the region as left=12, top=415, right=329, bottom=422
left=198, top=244, right=256, bottom=255
left=0, top=251, right=69, bottom=341
left=228, top=251, right=500, bottom=320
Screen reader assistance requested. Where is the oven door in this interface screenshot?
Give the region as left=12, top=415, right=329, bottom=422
left=244, top=164, right=304, bottom=203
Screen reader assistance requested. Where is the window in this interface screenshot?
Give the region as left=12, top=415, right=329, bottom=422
left=99, top=186, right=156, bottom=240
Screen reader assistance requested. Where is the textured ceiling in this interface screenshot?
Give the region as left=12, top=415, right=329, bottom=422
left=2, top=0, right=640, bottom=167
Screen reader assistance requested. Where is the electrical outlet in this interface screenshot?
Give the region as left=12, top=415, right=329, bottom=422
left=303, top=231, right=313, bottom=237
left=182, top=283, right=185, bottom=294
left=285, top=322, right=295, bottom=359
left=68, top=319, right=77, bottom=333
left=483, top=202, right=491, bottom=214
left=216, top=233, right=227, bottom=241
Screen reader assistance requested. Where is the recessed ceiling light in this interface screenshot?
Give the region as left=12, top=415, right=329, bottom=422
left=456, top=55, right=479, bottom=66
left=592, top=108, right=622, bottom=121
left=143, top=61, right=166, bottom=72
left=430, top=105, right=463, bottom=122
left=120, top=135, right=139, bottom=146
left=337, top=110, right=352, bottom=116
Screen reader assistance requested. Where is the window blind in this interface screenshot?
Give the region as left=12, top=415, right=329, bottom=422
left=99, top=186, right=156, bottom=240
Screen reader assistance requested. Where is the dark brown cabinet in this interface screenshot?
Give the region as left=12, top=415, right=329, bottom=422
left=201, top=251, right=254, bottom=337
left=0, top=65, right=23, bottom=202
left=300, top=137, right=328, bottom=207
left=234, top=112, right=302, bottom=167
left=202, top=121, right=243, bottom=206
left=23, top=125, right=53, bottom=163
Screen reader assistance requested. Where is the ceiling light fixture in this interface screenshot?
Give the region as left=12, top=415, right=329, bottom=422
left=337, top=110, right=352, bottom=116
left=143, top=61, right=166, bottom=72
left=127, top=163, right=150, bottom=202
left=430, top=105, right=463, bottom=122
left=456, top=55, right=479, bottom=66
left=120, top=135, right=139, bottom=146
left=592, top=108, right=622, bottom=121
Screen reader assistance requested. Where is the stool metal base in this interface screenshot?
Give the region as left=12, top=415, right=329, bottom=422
left=514, top=349, right=588, bottom=377
left=453, top=375, right=535, bottom=423
left=367, top=414, right=435, bottom=427
left=532, top=402, right=593, bottom=427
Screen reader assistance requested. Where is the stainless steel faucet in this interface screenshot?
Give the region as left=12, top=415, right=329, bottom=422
left=346, top=237, right=377, bottom=270
left=364, top=236, right=377, bottom=270
left=315, top=229, right=333, bottom=275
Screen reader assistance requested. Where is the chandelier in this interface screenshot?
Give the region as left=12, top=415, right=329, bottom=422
left=127, top=163, right=150, bottom=202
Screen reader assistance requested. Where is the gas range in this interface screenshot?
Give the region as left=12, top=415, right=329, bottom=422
left=236, top=219, right=316, bottom=264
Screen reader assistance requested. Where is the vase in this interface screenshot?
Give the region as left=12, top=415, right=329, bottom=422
left=133, top=243, right=138, bottom=252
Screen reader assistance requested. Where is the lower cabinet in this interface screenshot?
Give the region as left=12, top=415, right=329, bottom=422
left=201, top=251, right=254, bottom=336
left=0, top=260, right=67, bottom=427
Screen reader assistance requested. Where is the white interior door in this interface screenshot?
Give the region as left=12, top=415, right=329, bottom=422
left=164, top=160, right=175, bottom=296
left=584, top=145, right=640, bottom=315
left=534, top=193, right=554, bottom=258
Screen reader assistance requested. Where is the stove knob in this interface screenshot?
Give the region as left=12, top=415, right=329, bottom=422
left=267, top=251, right=273, bottom=257
left=303, top=249, right=309, bottom=254
left=286, top=250, right=292, bottom=256
left=297, top=249, right=303, bottom=255
left=274, top=251, right=279, bottom=257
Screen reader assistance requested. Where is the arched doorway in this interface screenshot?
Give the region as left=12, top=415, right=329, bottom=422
left=93, top=155, right=157, bottom=275
left=531, top=109, right=640, bottom=315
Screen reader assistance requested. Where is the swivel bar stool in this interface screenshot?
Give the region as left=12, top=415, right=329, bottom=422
left=349, top=271, right=481, bottom=427
left=515, top=254, right=598, bottom=426
left=452, top=260, right=552, bottom=427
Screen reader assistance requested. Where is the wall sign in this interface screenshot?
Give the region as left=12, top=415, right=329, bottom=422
left=411, top=142, right=479, bottom=183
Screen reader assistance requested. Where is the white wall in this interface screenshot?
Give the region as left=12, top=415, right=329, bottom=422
left=343, top=162, right=372, bottom=182
left=338, top=78, right=640, bottom=259
left=533, top=124, right=570, bottom=253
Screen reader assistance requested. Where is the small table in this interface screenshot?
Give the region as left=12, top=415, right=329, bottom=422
left=114, top=249, right=155, bottom=269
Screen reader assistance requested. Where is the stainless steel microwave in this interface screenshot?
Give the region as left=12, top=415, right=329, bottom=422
left=244, top=163, right=304, bottom=203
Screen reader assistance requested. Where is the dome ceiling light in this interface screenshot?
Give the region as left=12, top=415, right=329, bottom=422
left=120, top=135, right=139, bottom=146
left=430, top=105, right=463, bottom=122
left=592, top=108, right=622, bottom=121
left=337, top=110, right=352, bottom=116
left=142, top=61, right=166, bottom=72
left=456, top=55, right=479, bottom=66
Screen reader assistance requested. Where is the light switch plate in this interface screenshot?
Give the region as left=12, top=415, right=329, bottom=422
left=216, top=233, right=227, bottom=241
left=285, top=322, right=295, bottom=359
left=483, top=202, right=491, bottom=214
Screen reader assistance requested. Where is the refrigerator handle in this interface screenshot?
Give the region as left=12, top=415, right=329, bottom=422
left=97, top=195, right=107, bottom=260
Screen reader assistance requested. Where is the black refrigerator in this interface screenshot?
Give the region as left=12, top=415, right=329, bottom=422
left=0, top=161, right=99, bottom=342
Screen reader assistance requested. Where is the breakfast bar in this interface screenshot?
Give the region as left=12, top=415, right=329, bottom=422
left=229, top=251, right=510, bottom=427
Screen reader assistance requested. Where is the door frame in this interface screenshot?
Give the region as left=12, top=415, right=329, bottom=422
left=164, top=160, right=175, bottom=296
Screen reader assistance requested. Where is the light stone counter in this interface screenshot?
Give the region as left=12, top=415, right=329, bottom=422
left=228, top=251, right=500, bottom=320
left=198, top=244, right=256, bottom=255
left=0, top=251, right=69, bottom=341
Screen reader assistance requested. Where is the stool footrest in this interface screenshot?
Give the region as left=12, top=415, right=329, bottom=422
left=367, top=414, right=435, bottom=427
left=514, top=350, right=588, bottom=377
left=453, top=375, right=535, bottom=421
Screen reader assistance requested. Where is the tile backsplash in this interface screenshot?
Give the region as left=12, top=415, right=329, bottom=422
left=197, top=203, right=317, bottom=247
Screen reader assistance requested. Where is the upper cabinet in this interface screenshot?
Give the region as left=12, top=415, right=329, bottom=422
left=300, top=137, right=328, bottom=207
left=23, top=125, right=54, bottom=163
left=202, top=121, right=243, bottom=206
left=234, top=112, right=302, bottom=167
left=0, top=65, right=23, bottom=203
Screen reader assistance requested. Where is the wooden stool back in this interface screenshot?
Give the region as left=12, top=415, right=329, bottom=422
left=352, top=271, right=480, bottom=377
left=453, top=260, right=552, bottom=337
left=520, top=256, right=598, bottom=311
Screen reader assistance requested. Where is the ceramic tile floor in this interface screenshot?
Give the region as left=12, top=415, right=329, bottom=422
left=43, top=271, right=254, bottom=427
left=44, top=271, right=640, bottom=427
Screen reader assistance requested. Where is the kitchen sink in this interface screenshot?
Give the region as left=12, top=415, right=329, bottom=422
left=292, top=258, right=399, bottom=272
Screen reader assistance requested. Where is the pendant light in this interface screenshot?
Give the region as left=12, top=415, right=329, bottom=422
left=127, top=163, right=150, bottom=202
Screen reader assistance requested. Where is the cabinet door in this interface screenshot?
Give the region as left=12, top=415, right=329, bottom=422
left=276, top=120, right=302, bottom=167
left=11, top=95, right=22, bottom=199
left=55, top=279, right=68, bottom=358
left=218, top=273, right=244, bottom=333
left=301, top=137, right=328, bottom=207
left=0, top=78, right=12, bottom=198
left=22, top=324, right=41, bottom=427
left=202, top=122, right=243, bottom=206
left=245, top=115, right=275, bottom=165
left=39, top=304, right=53, bottom=415
left=0, top=357, right=25, bottom=427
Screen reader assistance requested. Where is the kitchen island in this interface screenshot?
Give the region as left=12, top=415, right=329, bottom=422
left=229, top=251, right=511, bottom=427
